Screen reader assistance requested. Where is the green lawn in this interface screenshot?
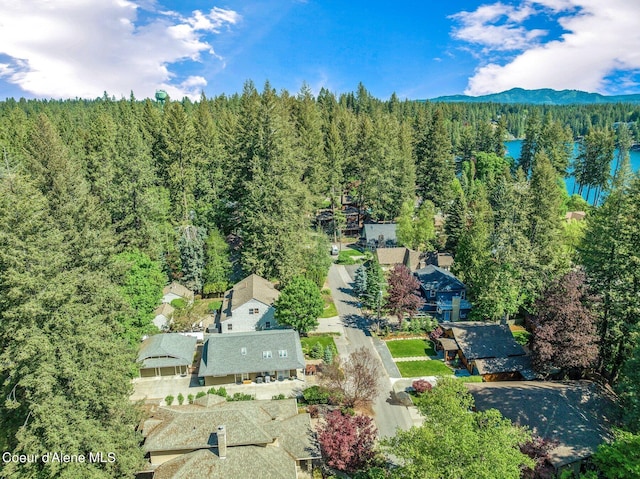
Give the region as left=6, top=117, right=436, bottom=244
left=336, top=247, right=370, bottom=265
left=320, top=290, right=339, bottom=318
left=386, top=339, right=436, bottom=358
left=301, top=334, right=337, bottom=358
left=320, top=301, right=338, bottom=318
left=512, top=330, right=531, bottom=347
left=397, top=360, right=454, bottom=377
left=456, top=375, right=483, bottom=383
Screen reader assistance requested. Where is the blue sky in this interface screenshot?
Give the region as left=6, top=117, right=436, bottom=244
left=1, top=0, right=639, bottom=101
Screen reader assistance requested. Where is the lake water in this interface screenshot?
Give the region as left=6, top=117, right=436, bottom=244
left=505, top=140, right=640, bottom=203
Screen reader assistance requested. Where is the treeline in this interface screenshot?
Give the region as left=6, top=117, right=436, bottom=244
left=1, top=82, right=640, bottom=477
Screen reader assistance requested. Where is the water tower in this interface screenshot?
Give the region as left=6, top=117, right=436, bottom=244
left=155, top=90, right=168, bottom=108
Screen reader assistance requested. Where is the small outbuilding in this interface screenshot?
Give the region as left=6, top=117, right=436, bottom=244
left=162, top=282, right=194, bottom=305
left=138, top=333, right=197, bottom=377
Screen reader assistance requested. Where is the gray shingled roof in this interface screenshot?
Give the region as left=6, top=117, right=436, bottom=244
left=414, top=265, right=465, bottom=292
left=138, top=334, right=197, bottom=369
left=144, top=399, right=319, bottom=479
left=442, top=322, right=525, bottom=360
left=467, top=381, right=618, bottom=468
left=474, top=356, right=536, bottom=379
left=363, top=223, right=397, bottom=242
left=220, top=274, right=280, bottom=322
left=162, top=282, right=194, bottom=301
left=199, top=330, right=305, bottom=377
left=152, top=446, right=297, bottom=479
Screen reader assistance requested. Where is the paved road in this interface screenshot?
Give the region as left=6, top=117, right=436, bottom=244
left=326, top=263, right=413, bottom=439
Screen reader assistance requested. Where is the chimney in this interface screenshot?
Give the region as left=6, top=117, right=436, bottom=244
left=451, top=297, right=460, bottom=322
left=217, top=425, right=227, bottom=459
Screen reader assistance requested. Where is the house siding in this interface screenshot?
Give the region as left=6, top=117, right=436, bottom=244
left=222, top=299, right=277, bottom=334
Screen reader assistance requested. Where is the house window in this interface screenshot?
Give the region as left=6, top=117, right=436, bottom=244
left=227, top=323, right=233, bottom=331
left=241, top=347, right=247, bottom=355
left=249, top=308, right=259, bottom=314
left=461, top=291, right=466, bottom=299
left=263, top=351, right=272, bottom=359
left=278, top=349, right=288, bottom=358
left=265, top=321, right=271, bottom=329
left=430, top=290, right=435, bottom=298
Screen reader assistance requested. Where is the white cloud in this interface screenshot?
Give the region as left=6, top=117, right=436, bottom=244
left=450, top=3, right=545, bottom=51
left=453, top=0, right=640, bottom=95
left=0, top=1, right=240, bottom=99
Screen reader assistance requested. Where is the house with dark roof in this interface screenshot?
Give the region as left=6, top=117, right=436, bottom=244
left=375, top=247, right=422, bottom=271
left=138, top=333, right=197, bottom=377
left=439, top=322, right=535, bottom=381
left=198, top=329, right=305, bottom=386
left=362, top=223, right=397, bottom=249
left=467, top=381, right=617, bottom=474
left=217, top=274, right=280, bottom=334
left=414, top=265, right=471, bottom=321
left=140, top=396, right=320, bottom=478
left=162, top=282, right=194, bottom=305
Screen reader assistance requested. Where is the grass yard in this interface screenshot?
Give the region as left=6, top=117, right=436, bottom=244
left=397, top=360, right=453, bottom=378
left=386, top=339, right=436, bottom=358
left=301, top=333, right=338, bottom=358
left=336, top=247, right=371, bottom=265
left=457, top=375, right=483, bottom=383
left=320, top=289, right=339, bottom=318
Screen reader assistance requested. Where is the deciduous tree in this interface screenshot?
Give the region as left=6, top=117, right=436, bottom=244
left=203, top=227, right=232, bottom=296
left=384, top=264, right=424, bottom=327
left=274, top=276, right=324, bottom=334
left=317, top=410, right=378, bottom=473
left=114, top=250, right=166, bottom=342
left=322, top=347, right=381, bottom=408
left=383, top=377, right=533, bottom=479
left=530, top=269, right=598, bottom=377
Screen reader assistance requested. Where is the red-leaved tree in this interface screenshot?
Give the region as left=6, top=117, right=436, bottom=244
left=385, top=264, right=424, bottom=327
left=317, top=410, right=377, bottom=473
left=530, top=269, right=598, bottom=377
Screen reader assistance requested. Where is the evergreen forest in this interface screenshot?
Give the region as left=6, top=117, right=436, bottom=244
left=1, top=81, right=640, bottom=477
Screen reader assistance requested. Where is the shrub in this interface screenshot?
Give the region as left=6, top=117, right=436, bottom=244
left=323, top=345, right=334, bottom=364
left=187, top=394, right=194, bottom=404
left=196, top=391, right=206, bottom=399
left=310, top=342, right=324, bottom=359
left=307, top=405, right=319, bottom=418
left=177, top=393, right=185, bottom=405
left=170, top=298, right=187, bottom=310
left=272, top=393, right=287, bottom=400
left=207, top=387, right=227, bottom=398
left=303, top=385, right=330, bottom=405
left=165, top=395, right=174, bottom=405
left=412, top=379, right=433, bottom=394
left=228, top=392, right=254, bottom=401
left=429, top=326, right=444, bottom=342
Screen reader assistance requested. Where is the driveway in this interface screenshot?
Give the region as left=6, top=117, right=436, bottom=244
left=326, top=263, right=413, bottom=439
left=131, top=374, right=307, bottom=402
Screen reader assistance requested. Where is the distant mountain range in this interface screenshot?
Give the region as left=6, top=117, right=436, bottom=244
left=428, top=88, right=640, bottom=105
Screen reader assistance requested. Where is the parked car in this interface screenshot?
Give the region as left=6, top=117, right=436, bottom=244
left=331, top=245, right=339, bottom=256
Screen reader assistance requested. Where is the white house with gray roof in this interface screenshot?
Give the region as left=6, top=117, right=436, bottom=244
left=138, top=333, right=197, bottom=377
left=198, top=329, right=305, bottom=386
left=217, top=274, right=280, bottom=334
